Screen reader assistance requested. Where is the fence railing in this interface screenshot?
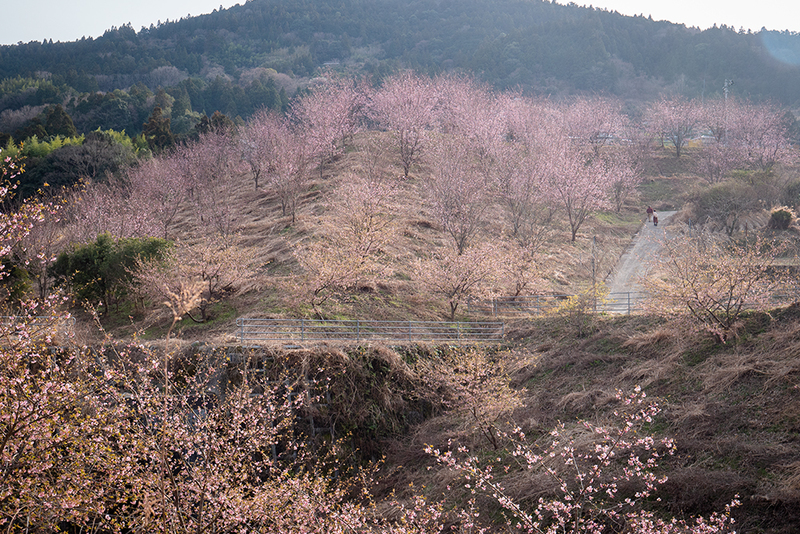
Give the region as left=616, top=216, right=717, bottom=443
left=0, top=315, right=76, bottom=341
left=467, top=292, right=647, bottom=316
left=469, top=288, right=800, bottom=317
left=236, top=318, right=505, bottom=345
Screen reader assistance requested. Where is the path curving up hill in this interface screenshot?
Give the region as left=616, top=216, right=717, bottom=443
left=603, top=211, right=677, bottom=312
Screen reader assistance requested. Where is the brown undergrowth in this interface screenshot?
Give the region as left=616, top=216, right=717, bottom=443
left=78, top=140, right=645, bottom=344
left=55, top=134, right=800, bottom=530
left=357, top=309, right=800, bottom=532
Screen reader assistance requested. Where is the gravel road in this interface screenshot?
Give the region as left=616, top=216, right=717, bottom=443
left=602, top=210, right=677, bottom=312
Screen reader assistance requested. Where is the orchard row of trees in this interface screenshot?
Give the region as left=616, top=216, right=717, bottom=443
left=5, top=71, right=798, bottom=322
left=0, top=72, right=789, bottom=531
left=0, top=155, right=744, bottom=531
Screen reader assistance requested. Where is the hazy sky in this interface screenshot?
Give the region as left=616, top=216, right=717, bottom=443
left=566, top=1, right=800, bottom=33
left=2, top=0, right=241, bottom=45
left=3, top=0, right=799, bottom=46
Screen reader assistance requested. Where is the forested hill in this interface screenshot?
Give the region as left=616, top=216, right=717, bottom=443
left=3, top=0, right=800, bottom=125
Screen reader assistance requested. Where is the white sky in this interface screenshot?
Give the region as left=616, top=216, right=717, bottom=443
left=570, top=0, right=800, bottom=33
left=2, top=0, right=799, bottom=46
left=1, top=1, right=242, bottom=45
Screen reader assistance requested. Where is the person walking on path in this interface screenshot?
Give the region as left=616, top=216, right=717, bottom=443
left=646, top=205, right=654, bottom=222
left=653, top=212, right=658, bottom=227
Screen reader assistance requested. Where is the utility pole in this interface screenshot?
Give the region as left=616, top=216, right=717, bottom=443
left=592, top=236, right=597, bottom=314
left=723, top=79, right=734, bottom=101
left=723, top=79, right=734, bottom=145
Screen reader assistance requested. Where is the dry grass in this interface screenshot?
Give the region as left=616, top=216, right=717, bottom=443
left=46, top=130, right=800, bottom=531
left=139, top=156, right=800, bottom=526
left=71, top=130, right=649, bottom=341
left=496, top=310, right=800, bottom=531
left=779, top=461, right=800, bottom=495
left=621, top=326, right=675, bottom=351
left=555, top=387, right=618, bottom=412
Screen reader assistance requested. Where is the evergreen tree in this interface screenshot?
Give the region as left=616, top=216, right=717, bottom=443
left=13, top=118, right=47, bottom=142
left=43, top=105, right=77, bottom=138
left=142, top=106, right=175, bottom=152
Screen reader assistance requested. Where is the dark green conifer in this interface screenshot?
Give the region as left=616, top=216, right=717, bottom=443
left=142, top=106, right=175, bottom=152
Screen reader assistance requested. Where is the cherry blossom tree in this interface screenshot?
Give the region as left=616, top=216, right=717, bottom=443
left=647, top=96, right=701, bottom=158
left=494, top=141, right=553, bottom=249
left=694, top=101, right=746, bottom=182
left=415, top=242, right=501, bottom=320
left=559, top=99, right=641, bottom=213
left=369, top=71, right=440, bottom=178
left=695, top=97, right=794, bottom=182
left=428, top=387, right=740, bottom=534
left=605, top=150, right=643, bottom=213
left=643, top=231, right=790, bottom=342
left=1, top=321, right=386, bottom=533
left=293, top=239, right=373, bottom=319
left=0, top=330, right=131, bottom=531
left=701, top=97, right=796, bottom=171
left=266, top=121, right=311, bottom=224
left=622, top=118, right=657, bottom=176
left=701, top=97, right=731, bottom=144
left=293, top=172, right=398, bottom=317
left=353, top=132, right=393, bottom=184
left=0, top=160, right=124, bottom=530
left=495, top=96, right=629, bottom=239
left=241, top=109, right=316, bottom=224
left=418, top=347, right=522, bottom=450
left=695, top=142, right=742, bottom=184
left=729, top=100, right=795, bottom=171
left=435, top=75, right=508, bottom=184
left=499, top=239, right=546, bottom=298
left=240, top=108, right=283, bottom=190
left=95, top=345, right=326, bottom=533
left=330, top=172, right=399, bottom=259
left=289, top=73, right=368, bottom=167
left=495, top=96, right=560, bottom=247
left=12, top=194, right=64, bottom=302
left=543, top=131, right=615, bottom=242
left=125, top=155, right=190, bottom=239
left=61, top=177, right=159, bottom=243
left=133, top=237, right=256, bottom=322
left=503, top=94, right=556, bottom=147
left=427, top=137, right=490, bottom=254
left=0, top=158, right=57, bottom=308
left=563, top=96, right=626, bottom=156
left=180, top=131, right=245, bottom=239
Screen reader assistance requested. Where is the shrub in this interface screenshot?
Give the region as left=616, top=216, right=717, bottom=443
left=767, top=207, right=793, bottom=230
left=643, top=231, right=790, bottom=342
left=550, top=283, right=608, bottom=337
left=689, top=180, right=760, bottom=236
left=428, top=387, right=740, bottom=533
left=51, top=233, right=171, bottom=314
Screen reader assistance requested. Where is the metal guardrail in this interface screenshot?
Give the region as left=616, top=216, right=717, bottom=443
left=236, top=318, right=505, bottom=345
left=467, top=292, right=647, bottom=316
left=0, top=315, right=76, bottom=339
left=0, top=315, right=76, bottom=324
left=599, top=292, right=647, bottom=315
left=469, top=289, right=800, bottom=317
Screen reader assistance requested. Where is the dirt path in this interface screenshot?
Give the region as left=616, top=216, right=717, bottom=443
left=602, top=211, right=677, bottom=312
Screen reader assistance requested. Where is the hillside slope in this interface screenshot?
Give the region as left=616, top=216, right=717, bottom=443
left=3, top=0, right=800, bottom=110
left=380, top=308, right=800, bottom=533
